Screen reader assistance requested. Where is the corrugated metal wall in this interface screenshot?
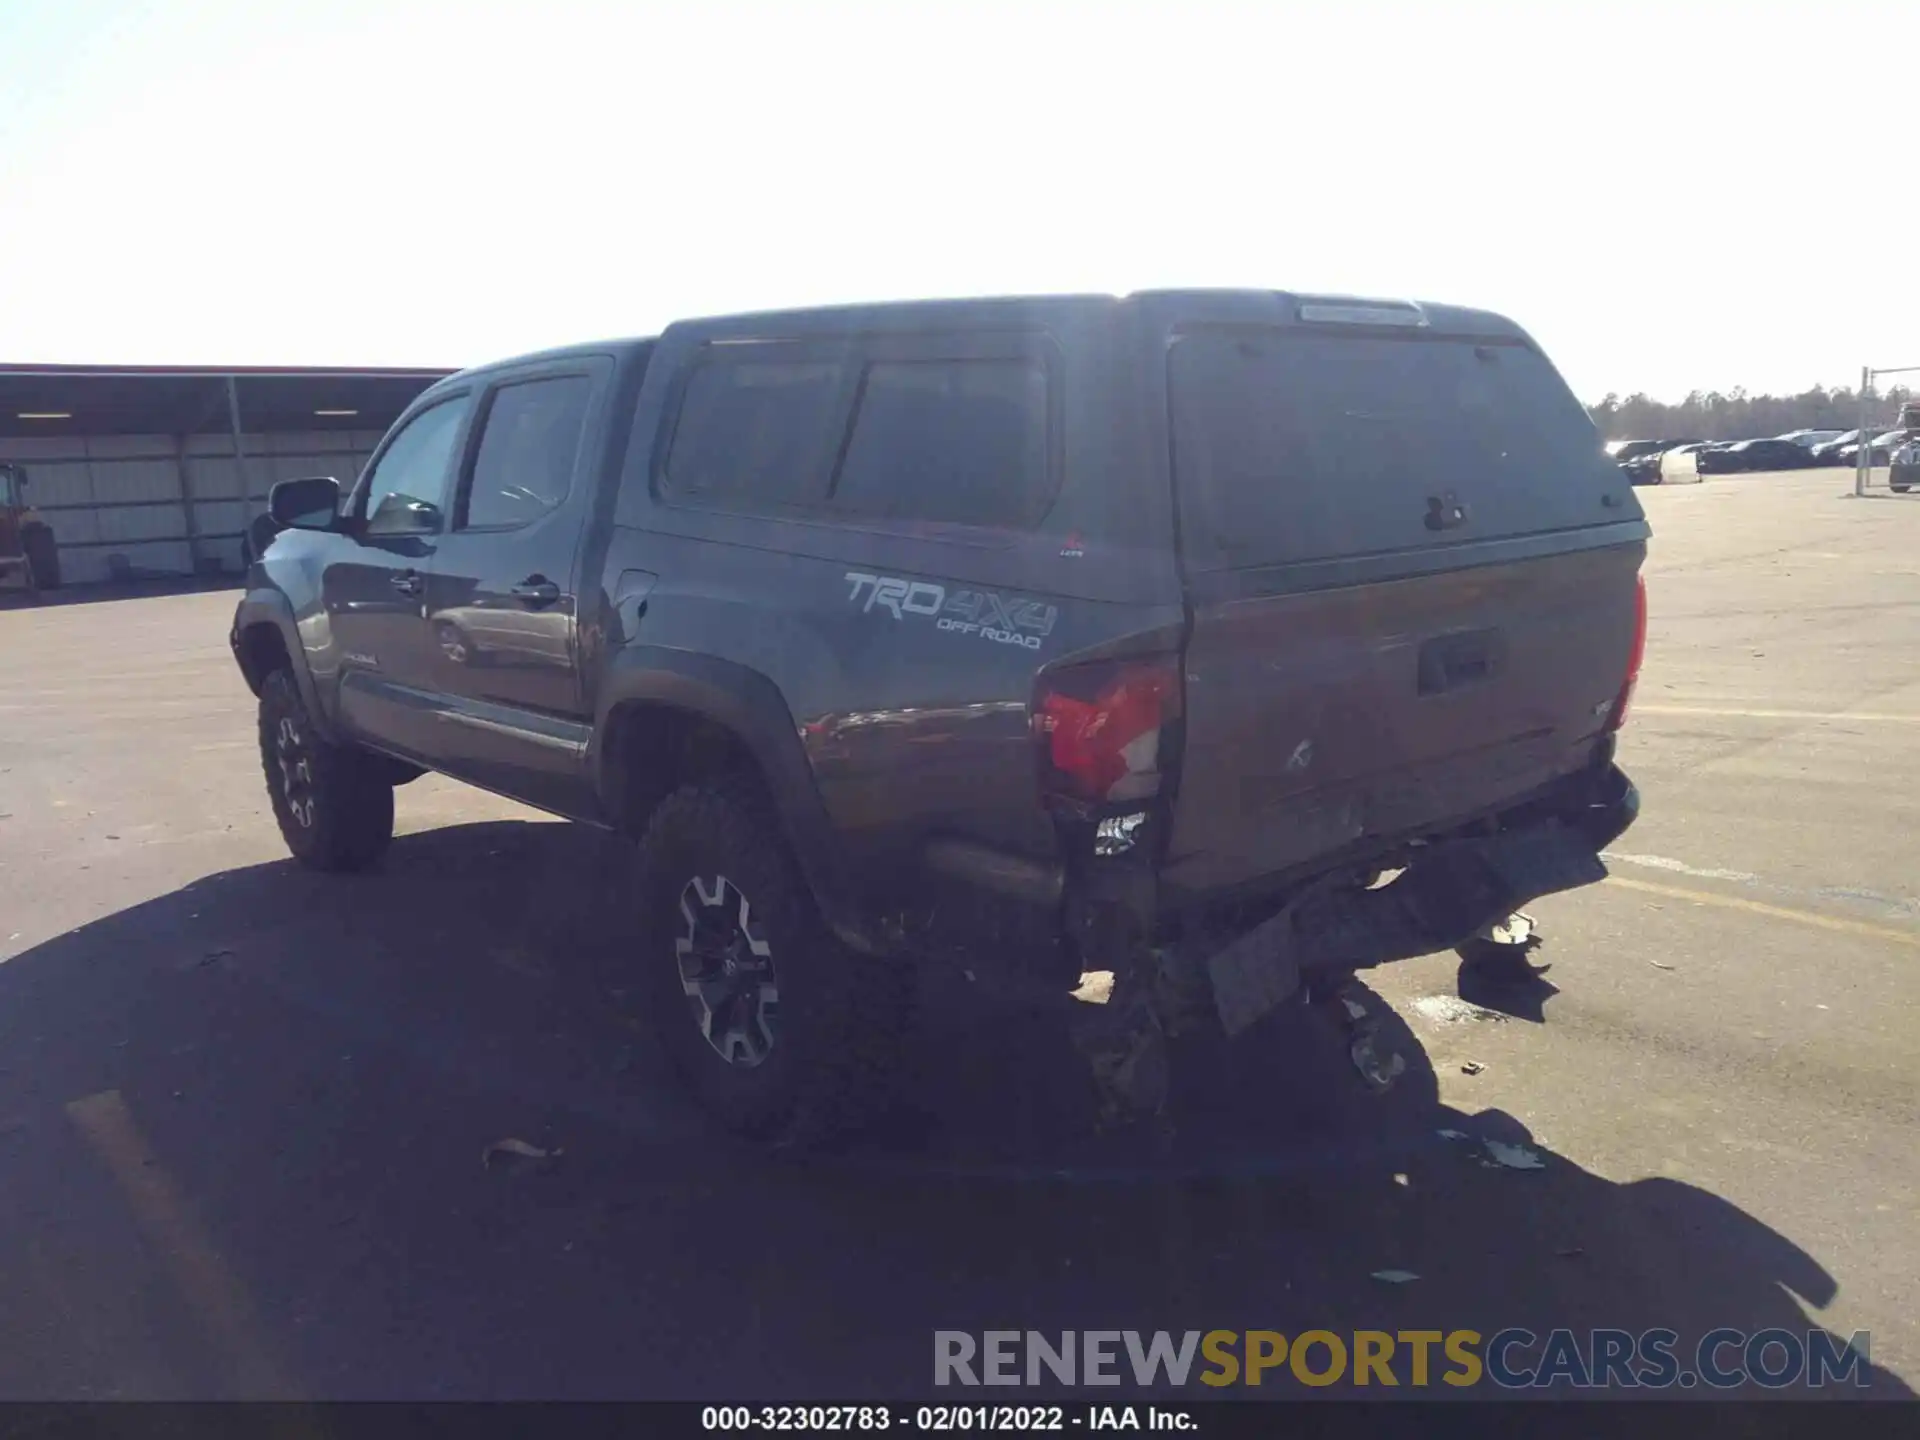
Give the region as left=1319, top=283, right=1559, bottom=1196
left=0, top=430, right=384, bottom=585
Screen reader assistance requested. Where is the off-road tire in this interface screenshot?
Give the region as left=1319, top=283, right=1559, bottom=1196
left=257, top=668, right=395, bottom=872
left=630, top=776, right=913, bottom=1144
left=22, top=525, right=59, bottom=590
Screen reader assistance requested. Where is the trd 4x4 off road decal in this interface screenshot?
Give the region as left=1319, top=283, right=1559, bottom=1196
left=843, top=572, right=1059, bottom=651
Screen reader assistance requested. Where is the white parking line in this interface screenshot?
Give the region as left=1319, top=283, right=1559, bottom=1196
left=1635, top=705, right=1920, bottom=723
left=1603, top=852, right=1760, bottom=884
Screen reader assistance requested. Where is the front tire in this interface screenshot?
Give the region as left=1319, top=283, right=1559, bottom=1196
left=627, top=777, right=911, bottom=1142
left=257, top=669, right=395, bottom=871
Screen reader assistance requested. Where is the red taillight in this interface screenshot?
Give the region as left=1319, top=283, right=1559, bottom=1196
left=1607, top=572, right=1648, bottom=732
left=1033, top=657, right=1182, bottom=806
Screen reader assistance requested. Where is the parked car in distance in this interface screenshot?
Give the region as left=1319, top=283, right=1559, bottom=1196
left=228, top=289, right=1647, bottom=1141
left=1812, top=428, right=1904, bottom=468
left=1808, top=431, right=1856, bottom=464
left=1614, top=439, right=1701, bottom=485
left=1890, top=434, right=1919, bottom=492
left=1608, top=439, right=1667, bottom=476
left=1775, top=428, right=1845, bottom=450
left=1835, top=430, right=1905, bottom=469
left=1654, top=442, right=1716, bottom=485
left=1697, top=438, right=1818, bottom=474
left=1605, top=439, right=1663, bottom=461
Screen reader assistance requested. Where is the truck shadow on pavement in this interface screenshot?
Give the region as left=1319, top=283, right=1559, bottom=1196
left=0, top=574, right=242, bottom=612
left=0, top=819, right=1909, bottom=1400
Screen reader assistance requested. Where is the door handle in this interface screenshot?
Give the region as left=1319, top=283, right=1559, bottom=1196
left=390, top=570, right=422, bottom=597
left=511, top=578, right=561, bottom=605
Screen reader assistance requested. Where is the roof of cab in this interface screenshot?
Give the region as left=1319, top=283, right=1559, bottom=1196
left=657, top=290, right=1529, bottom=342
left=423, top=336, right=657, bottom=399
left=422, top=290, right=1530, bottom=401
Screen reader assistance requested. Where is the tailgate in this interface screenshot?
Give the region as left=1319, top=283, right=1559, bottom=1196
left=1159, top=320, right=1647, bottom=902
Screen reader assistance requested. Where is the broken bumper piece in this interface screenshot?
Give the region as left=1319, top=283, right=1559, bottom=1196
left=1206, top=766, right=1638, bottom=1037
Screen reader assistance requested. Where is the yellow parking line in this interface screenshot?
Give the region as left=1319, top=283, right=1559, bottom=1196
left=1606, top=876, right=1920, bottom=948
left=65, top=1090, right=301, bottom=1398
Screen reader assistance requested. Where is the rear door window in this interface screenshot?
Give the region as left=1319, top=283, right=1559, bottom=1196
left=830, top=358, right=1049, bottom=527
left=461, top=375, right=592, bottom=529
left=1169, top=331, right=1629, bottom=568
left=662, top=357, right=844, bottom=508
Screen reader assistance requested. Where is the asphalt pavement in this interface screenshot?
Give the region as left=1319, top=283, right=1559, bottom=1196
left=0, top=470, right=1915, bottom=1401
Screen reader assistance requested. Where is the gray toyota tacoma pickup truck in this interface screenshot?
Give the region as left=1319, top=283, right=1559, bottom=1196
left=230, top=291, right=1645, bottom=1138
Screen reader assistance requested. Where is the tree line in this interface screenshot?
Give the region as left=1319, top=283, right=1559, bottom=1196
left=1588, top=384, right=1915, bottom=442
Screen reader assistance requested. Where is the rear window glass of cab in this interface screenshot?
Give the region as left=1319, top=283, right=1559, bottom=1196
left=660, top=347, right=1052, bottom=529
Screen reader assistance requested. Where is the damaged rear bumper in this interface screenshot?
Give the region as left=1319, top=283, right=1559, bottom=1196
left=1205, top=763, right=1639, bottom=1035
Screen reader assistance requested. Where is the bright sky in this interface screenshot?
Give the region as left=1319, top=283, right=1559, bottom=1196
left=1, top=0, right=1913, bottom=403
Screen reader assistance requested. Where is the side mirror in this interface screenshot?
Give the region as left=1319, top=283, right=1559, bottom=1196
left=366, top=492, right=444, bottom=535
left=268, top=476, right=342, bottom=531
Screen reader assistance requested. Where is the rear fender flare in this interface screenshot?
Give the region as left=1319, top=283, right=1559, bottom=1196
left=594, top=648, right=877, bottom=954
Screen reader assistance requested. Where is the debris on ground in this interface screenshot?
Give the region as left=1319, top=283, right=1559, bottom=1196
left=1482, top=1139, right=1546, bottom=1171
left=1413, top=994, right=1510, bottom=1025
left=1320, top=978, right=1407, bottom=1092
left=1460, top=1060, right=1486, bottom=1075
left=1067, top=958, right=1171, bottom=1129
left=1456, top=910, right=1552, bottom=987
left=483, top=1138, right=562, bottom=1171
left=1350, top=1031, right=1407, bottom=1091
left=1437, top=1128, right=1545, bottom=1170
left=1648, top=958, right=1677, bottom=971
left=1370, top=1269, right=1420, bottom=1284
left=197, top=948, right=233, bottom=966
left=1070, top=970, right=1114, bottom=1006
left=1555, top=1246, right=1585, bottom=1259
left=1480, top=911, right=1538, bottom=947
